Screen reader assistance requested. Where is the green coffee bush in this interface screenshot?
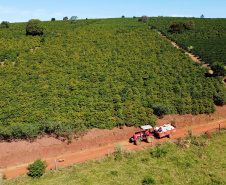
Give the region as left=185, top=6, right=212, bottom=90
left=27, top=159, right=48, bottom=178
left=142, top=175, right=156, bottom=184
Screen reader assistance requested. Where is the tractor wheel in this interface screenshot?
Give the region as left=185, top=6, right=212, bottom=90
left=168, top=134, right=173, bottom=138
left=135, top=139, right=141, bottom=145
left=147, top=136, right=154, bottom=143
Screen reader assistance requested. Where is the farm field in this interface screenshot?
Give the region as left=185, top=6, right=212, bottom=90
left=3, top=130, right=226, bottom=185
left=147, top=17, right=226, bottom=65
left=0, top=0, right=226, bottom=183
left=0, top=18, right=225, bottom=139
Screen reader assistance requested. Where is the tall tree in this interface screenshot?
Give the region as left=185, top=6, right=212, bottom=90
left=63, top=16, right=68, bottom=21
left=184, top=20, right=195, bottom=30
left=168, top=22, right=185, bottom=33
left=26, top=19, right=44, bottom=36
left=1, top=21, right=9, bottom=28
left=70, top=16, right=78, bottom=20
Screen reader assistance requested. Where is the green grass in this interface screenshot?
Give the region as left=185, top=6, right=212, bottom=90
left=3, top=130, right=226, bottom=185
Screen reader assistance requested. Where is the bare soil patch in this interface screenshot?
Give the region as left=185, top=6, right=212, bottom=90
left=0, top=105, right=226, bottom=179
left=223, top=77, right=226, bottom=84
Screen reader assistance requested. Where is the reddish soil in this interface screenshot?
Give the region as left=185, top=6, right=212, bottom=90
left=0, top=105, right=226, bottom=179
left=205, top=131, right=212, bottom=137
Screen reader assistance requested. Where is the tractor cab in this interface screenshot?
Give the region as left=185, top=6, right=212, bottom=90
left=130, top=125, right=154, bottom=145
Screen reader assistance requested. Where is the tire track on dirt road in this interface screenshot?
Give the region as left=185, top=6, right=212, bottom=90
left=1, top=119, right=226, bottom=179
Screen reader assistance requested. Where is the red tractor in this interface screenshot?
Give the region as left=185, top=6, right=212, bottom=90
left=130, top=125, right=154, bottom=145
left=130, top=124, right=177, bottom=145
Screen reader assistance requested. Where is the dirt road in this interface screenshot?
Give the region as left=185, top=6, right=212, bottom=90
left=1, top=117, right=225, bottom=179
left=1, top=29, right=226, bottom=180
left=157, top=31, right=214, bottom=74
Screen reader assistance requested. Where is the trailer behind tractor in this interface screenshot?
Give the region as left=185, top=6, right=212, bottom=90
left=130, top=124, right=177, bottom=145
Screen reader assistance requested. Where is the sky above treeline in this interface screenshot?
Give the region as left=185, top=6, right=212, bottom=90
left=0, top=0, right=225, bottom=23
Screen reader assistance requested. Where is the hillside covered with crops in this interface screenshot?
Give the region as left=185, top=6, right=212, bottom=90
left=147, top=17, right=226, bottom=65
left=0, top=18, right=225, bottom=139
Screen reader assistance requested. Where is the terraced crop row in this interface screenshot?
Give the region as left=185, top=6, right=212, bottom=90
left=0, top=18, right=225, bottom=139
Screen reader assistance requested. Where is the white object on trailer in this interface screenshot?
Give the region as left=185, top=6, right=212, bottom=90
left=141, top=125, right=153, bottom=130
left=155, top=124, right=175, bottom=133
